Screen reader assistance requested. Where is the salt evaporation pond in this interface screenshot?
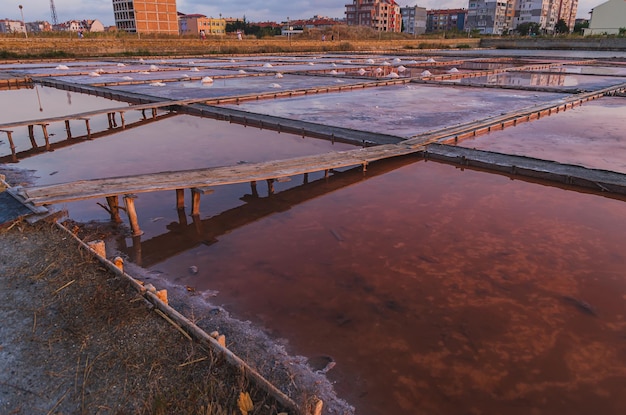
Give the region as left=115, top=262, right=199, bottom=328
left=454, top=97, right=626, bottom=174
left=3, top=52, right=626, bottom=414
left=224, top=84, right=568, bottom=137
left=134, top=158, right=626, bottom=415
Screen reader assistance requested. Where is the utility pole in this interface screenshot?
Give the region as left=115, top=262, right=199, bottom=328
left=19, top=5, right=28, bottom=38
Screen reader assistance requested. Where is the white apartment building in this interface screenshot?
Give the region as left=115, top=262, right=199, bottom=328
left=466, top=0, right=515, bottom=35
left=514, top=0, right=578, bottom=33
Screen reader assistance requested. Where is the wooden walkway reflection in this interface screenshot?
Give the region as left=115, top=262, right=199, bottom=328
left=124, top=156, right=418, bottom=267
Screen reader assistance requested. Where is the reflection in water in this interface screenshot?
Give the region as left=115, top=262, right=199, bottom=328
left=143, top=160, right=626, bottom=415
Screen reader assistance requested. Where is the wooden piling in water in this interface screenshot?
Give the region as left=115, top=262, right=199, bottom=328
left=123, top=194, right=143, bottom=236
left=106, top=195, right=123, bottom=223
left=176, top=189, right=185, bottom=210
left=39, top=123, right=50, bottom=151
left=27, top=125, right=37, bottom=149
left=0, top=130, right=17, bottom=162
left=65, top=119, right=72, bottom=139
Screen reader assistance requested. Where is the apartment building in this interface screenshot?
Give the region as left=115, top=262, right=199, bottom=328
left=400, top=5, right=427, bottom=35
left=466, top=0, right=515, bottom=35
left=513, top=0, right=578, bottom=34
left=178, top=14, right=226, bottom=36
left=426, top=9, right=468, bottom=33
left=112, top=0, right=179, bottom=34
left=345, top=0, right=402, bottom=32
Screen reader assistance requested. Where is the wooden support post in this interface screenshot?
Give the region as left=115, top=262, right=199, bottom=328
left=250, top=181, right=259, bottom=198
left=303, top=172, right=309, bottom=184
left=28, top=124, right=37, bottom=149
left=362, top=162, right=368, bottom=172
left=80, top=118, right=92, bottom=139
left=107, top=113, right=113, bottom=129
left=324, top=169, right=329, bottom=179
left=120, top=111, right=126, bottom=129
left=1, top=130, right=17, bottom=162
left=65, top=120, right=72, bottom=139
left=141, top=109, right=147, bottom=119
left=106, top=195, right=123, bottom=223
left=266, top=179, right=275, bottom=195
left=176, top=189, right=185, bottom=210
left=191, top=188, right=202, bottom=216
left=123, top=194, right=143, bottom=236
left=151, top=108, right=157, bottom=118
left=40, top=123, right=50, bottom=151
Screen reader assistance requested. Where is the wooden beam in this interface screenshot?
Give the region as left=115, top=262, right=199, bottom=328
left=105, top=195, right=122, bottom=223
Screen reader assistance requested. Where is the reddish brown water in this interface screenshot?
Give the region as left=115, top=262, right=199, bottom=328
left=148, top=159, right=626, bottom=415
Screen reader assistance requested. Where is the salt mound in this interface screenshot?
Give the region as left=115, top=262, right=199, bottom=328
left=382, top=61, right=391, bottom=66
left=357, top=68, right=366, bottom=75
left=269, top=83, right=281, bottom=88
left=188, top=61, right=195, bottom=65
left=421, top=70, right=432, bottom=77
left=275, top=73, right=283, bottom=78
left=88, top=71, right=101, bottom=77
left=448, top=67, right=459, bottom=73
left=386, top=72, right=400, bottom=78
left=397, top=65, right=407, bottom=72
left=366, top=58, right=375, bottom=64
left=308, top=62, right=315, bottom=66
left=393, top=58, right=402, bottom=63
left=191, top=67, right=200, bottom=72
left=263, top=63, right=273, bottom=68
left=150, top=82, right=166, bottom=87
left=238, top=69, right=247, bottom=74
left=55, top=65, right=69, bottom=70
left=201, top=76, right=214, bottom=84
left=117, top=63, right=126, bottom=67
left=329, top=70, right=338, bottom=75
left=122, top=76, right=133, bottom=80
left=375, top=67, right=383, bottom=74
left=331, top=63, right=337, bottom=67
left=427, top=58, right=436, bottom=63
left=149, top=65, right=158, bottom=71
left=138, top=71, right=150, bottom=75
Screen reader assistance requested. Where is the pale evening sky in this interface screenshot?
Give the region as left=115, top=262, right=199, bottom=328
left=6, top=0, right=599, bottom=26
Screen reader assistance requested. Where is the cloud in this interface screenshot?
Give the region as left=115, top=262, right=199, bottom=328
left=14, top=0, right=598, bottom=27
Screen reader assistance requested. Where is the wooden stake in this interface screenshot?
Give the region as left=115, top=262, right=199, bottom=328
left=65, top=120, right=72, bottom=139
left=191, top=188, right=202, bottom=216
left=250, top=181, right=258, bottom=198
left=0, top=130, right=17, bottom=162
left=123, top=194, right=143, bottom=236
left=28, top=124, right=37, bottom=149
left=266, top=179, right=274, bottom=195
left=120, top=111, right=126, bottom=129
left=40, top=123, right=50, bottom=151
left=105, top=195, right=122, bottom=223
left=176, top=189, right=185, bottom=210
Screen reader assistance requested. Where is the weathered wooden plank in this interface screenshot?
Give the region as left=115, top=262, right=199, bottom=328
left=21, top=144, right=421, bottom=206
left=423, top=144, right=626, bottom=195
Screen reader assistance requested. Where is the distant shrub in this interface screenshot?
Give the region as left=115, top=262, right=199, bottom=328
left=457, top=44, right=472, bottom=49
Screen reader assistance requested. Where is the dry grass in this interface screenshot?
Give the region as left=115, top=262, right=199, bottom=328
left=0, top=219, right=288, bottom=414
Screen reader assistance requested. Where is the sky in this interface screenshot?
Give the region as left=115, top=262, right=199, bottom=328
left=7, top=0, right=600, bottom=26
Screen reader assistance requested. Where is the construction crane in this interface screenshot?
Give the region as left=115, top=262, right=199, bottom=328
left=50, top=0, right=58, bottom=26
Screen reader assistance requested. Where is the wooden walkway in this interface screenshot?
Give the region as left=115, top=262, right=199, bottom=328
left=423, top=144, right=626, bottom=196
left=20, top=144, right=420, bottom=206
